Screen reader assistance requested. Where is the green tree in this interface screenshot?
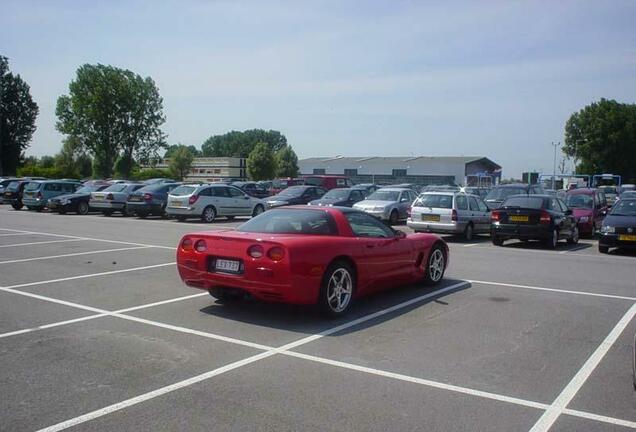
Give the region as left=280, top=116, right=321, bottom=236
left=54, top=137, right=93, bottom=178
left=564, top=98, right=636, bottom=180
left=0, top=55, right=39, bottom=176
left=39, top=155, right=55, bottom=168
left=275, top=145, right=299, bottom=177
left=56, top=64, right=167, bottom=178
left=202, top=129, right=287, bottom=157
left=168, top=146, right=194, bottom=180
left=247, top=142, right=277, bottom=180
left=164, top=143, right=201, bottom=158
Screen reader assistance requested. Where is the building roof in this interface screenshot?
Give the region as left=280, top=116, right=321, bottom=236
left=300, top=156, right=500, bottom=169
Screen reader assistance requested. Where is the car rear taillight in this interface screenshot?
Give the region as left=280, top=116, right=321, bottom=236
left=194, top=239, right=207, bottom=252
left=189, top=195, right=199, bottom=205
left=181, top=238, right=193, bottom=251
left=491, top=211, right=501, bottom=222
left=540, top=211, right=551, bottom=224
left=143, top=193, right=153, bottom=201
left=267, top=247, right=285, bottom=261
left=451, top=209, right=458, bottom=222
left=106, top=193, right=114, bottom=200
left=247, top=245, right=264, bottom=258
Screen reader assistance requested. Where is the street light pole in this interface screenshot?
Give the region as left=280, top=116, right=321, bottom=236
left=551, top=141, right=560, bottom=190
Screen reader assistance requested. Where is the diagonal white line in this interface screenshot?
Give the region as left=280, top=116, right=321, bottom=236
left=0, top=232, right=35, bottom=237
left=528, top=302, right=636, bottom=432
left=563, top=408, right=636, bottom=429
left=0, top=238, right=88, bottom=248
left=0, top=246, right=152, bottom=265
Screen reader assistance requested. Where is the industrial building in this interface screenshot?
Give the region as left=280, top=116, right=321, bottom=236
left=155, top=157, right=246, bottom=182
left=299, top=156, right=502, bottom=186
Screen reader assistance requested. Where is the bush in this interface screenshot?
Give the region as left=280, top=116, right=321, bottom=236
left=17, top=165, right=65, bottom=178
left=131, top=168, right=173, bottom=181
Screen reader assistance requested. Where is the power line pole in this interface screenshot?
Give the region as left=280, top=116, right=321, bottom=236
left=551, top=141, right=560, bottom=190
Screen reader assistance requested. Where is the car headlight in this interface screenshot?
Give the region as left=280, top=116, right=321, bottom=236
left=601, top=225, right=615, bottom=233
left=579, top=216, right=589, bottom=223
left=374, top=206, right=385, bottom=211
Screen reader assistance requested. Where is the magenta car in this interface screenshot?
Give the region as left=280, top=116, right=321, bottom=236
left=565, top=188, right=608, bottom=236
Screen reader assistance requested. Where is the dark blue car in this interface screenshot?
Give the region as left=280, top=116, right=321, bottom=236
left=307, top=188, right=366, bottom=207
left=127, top=183, right=181, bottom=218
left=599, top=198, right=636, bottom=253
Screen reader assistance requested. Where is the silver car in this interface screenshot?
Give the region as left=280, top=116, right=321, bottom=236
left=407, top=192, right=490, bottom=240
left=167, top=183, right=266, bottom=222
left=90, top=183, right=144, bottom=216
left=352, top=188, right=417, bottom=224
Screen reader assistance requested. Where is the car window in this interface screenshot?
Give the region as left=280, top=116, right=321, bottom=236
left=351, top=190, right=363, bottom=201
left=549, top=198, right=560, bottom=212
left=172, top=185, right=196, bottom=195
left=131, top=185, right=144, bottom=191
left=62, top=183, right=77, bottom=193
left=45, top=183, right=60, bottom=192
left=336, top=178, right=346, bottom=187
left=468, top=196, right=480, bottom=211
left=198, top=187, right=212, bottom=197
left=212, top=187, right=230, bottom=197
left=238, top=209, right=337, bottom=235
left=557, top=199, right=568, bottom=212
left=346, top=212, right=395, bottom=238
left=455, top=195, right=468, bottom=210
left=504, top=196, right=546, bottom=209
left=316, top=188, right=326, bottom=197
left=414, top=194, right=453, bottom=209
left=228, top=187, right=244, bottom=197
left=346, top=179, right=354, bottom=187
left=477, top=198, right=488, bottom=212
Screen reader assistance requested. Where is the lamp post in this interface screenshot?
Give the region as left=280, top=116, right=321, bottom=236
left=551, top=141, right=560, bottom=190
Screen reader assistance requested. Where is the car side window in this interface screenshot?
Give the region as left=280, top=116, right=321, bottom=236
left=336, top=179, right=346, bottom=187
left=346, top=179, right=354, bottom=187
left=351, top=190, right=362, bottom=201
left=316, top=188, right=326, bottom=197
left=477, top=198, right=488, bottom=212
left=346, top=212, right=395, bottom=238
left=132, top=185, right=144, bottom=191
left=214, top=187, right=230, bottom=197
left=468, top=196, right=480, bottom=211
left=228, top=187, right=244, bottom=197
left=199, top=187, right=212, bottom=197
left=456, top=195, right=468, bottom=210
left=45, top=183, right=60, bottom=192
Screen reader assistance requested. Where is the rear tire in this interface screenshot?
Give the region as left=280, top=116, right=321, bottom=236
left=389, top=210, right=399, bottom=225
left=123, top=205, right=134, bottom=217
left=58, top=209, right=66, bottom=215
left=545, top=228, right=559, bottom=249
left=567, top=226, right=579, bottom=245
left=137, top=212, right=148, bottom=219
left=202, top=206, right=216, bottom=223
left=319, top=261, right=355, bottom=317
left=492, top=236, right=504, bottom=246
left=599, top=245, right=609, bottom=254
left=103, top=210, right=113, bottom=217
left=464, top=223, right=474, bottom=241
left=77, top=202, right=89, bottom=215
left=252, top=204, right=265, bottom=217
left=423, top=245, right=446, bottom=286
left=176, top=216, right=186, bottom=222
left=11, top=203, right=22, bottom=210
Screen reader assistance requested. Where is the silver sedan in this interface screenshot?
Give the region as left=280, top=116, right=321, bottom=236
left=353, top=188, right=417, bottom=224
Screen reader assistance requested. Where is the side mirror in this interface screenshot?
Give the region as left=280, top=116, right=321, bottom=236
left=394, top=230, right=407, bottom=239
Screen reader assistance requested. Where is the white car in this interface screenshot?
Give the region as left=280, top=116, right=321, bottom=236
left=167, top=184, right=265, bottom=222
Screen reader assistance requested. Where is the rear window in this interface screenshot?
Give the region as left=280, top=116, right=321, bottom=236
left=171, top=185, right=197, bottom=195
left=24, top=182, right=42, bottom=191
left=7, top=181, right=20, bottom=191
left=486, top=187, right=526, bottom=201
left=103, top=184, right=128, bottom=192
left=238, top=209, right=337, bottom=235
left=502, top=196, right=546, bottom=209
left=413, top=194, right=453, bottom=209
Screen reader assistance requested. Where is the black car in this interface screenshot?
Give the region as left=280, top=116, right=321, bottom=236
left=490, top=194, right=579, bottom=249
left=598, top=198, right=636, bottom=253
left=351, top=183, right=380, bottom=196
left=232, top=181, right=270, bottom=199
left=308, top=188, right=366, bottom=207
left=2, top=179, right=32, bottom=210
left=48, top=184, right=110, bottom=215
left=484, top=183, right=545, bottom=210
left=127, top=182, right=181, bottom=218
left=265, top=185, right=327, bottom=208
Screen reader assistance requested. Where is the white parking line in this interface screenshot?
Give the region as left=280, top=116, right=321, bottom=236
left=0, top=246, right=153, bottom=265
left=462, top=243, right=479, bottom=247
left=0, top=238, right=88, bottom=248
left=0, top=232, right=35, bottom=237
left=469, top=280, right=636, bottom=302
left=528, top=302, right=636, bottom=432
left=3, top=262, right=176, bottom=290
left=563, top=408, right=636, bottom=429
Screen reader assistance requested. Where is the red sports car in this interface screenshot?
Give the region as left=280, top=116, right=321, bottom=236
left=176, top=206, right=449, bottom=316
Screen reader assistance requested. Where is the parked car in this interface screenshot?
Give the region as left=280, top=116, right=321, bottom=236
left=266, top=185, right=327, bottom=209
left=353, top=188, right=417, bottom=224
left=126, top=183, right=181, bottom=218
left=143, top=178, right=178, bottom=185
left=381, top=183, right=422, bottom=193
left=565, top=188, right=608, bottom=237
left=303, top=175, right=355, bottom=190
left=351, top=183, right=381, bottom=196
left=462, top=186, right=490, bottom=199
left=490, top=195, right=579, bottom=249
left=422, top=185, right=461, bottom=193
left=308, top=188, right=366, bottom=207
left=231, top=181, right=270, bottom=199
left=48, top=184, right=110, bottom=214
left=176, top=206, right=448, bottom=316
left=599, top=185, right=620, bottom=207
left=90, top=182, right=145, bottom=216
left=407, top=192, right=490, bottom=240
left=167, top=183, right=266, bottom=222
left=270, top=178, right=305, bottom=195
left=484, top=183, right=545, bottom=210
left=598, top=198, right=636, bottom=254
left=619, top=191, right=636, bottom=201
left=21, top=180, right=81, bottom=211
left=2, top=179, right=32, bottom=210
left=0, top=178, right=19, bottom=204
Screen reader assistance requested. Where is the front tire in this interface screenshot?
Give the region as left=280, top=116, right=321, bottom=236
left=567, top=226, right=579, bottom=245
left=319, top=261, right=355, bottom=316
left=202, top=206, right=216, bottom=223
left=77, top=202, right=89, bottom=215
left=389, top=210, right=399, bottom=225
left=492, top=236, right=504, bottom=246
left=12, top=203, right=23, bottom=210
left=423, top=245, right=446, bottom=286
left=599, top=245, right=609, bottom=254
left=252, top=204, right=265, bottom=217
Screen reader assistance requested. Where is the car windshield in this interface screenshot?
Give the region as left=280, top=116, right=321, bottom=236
left=485, top=187, right=526, bottom=200
left=24, top=182, right=41, bottom=191
left=600, top=186, right=617, bottom=194
left=565, top=194, right=593, bottom=209
left=413, top=194, right=453, bottom=209
left=304, top=177, right=324, bottom=186
left=277, top=186, right=305, bottom=197
left=7, top=181, right=20, bottom=191
left=74, top=186, right=94, bottom=194
left=322, top=189, right=349, bottom=199
left=238, top=209, right=337, bottom=235
left=103, top=184, right=128, bottom=192
left=620, top=191, right=636, bottom=199
left=502, top=196, right=546, bottom=209
left=367, top=190, right=399, bottom=201
left=171, top=185, right=196, bottom=195
left=610, top=199, right=636, bottom=216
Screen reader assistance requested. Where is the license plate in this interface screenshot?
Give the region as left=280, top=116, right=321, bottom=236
left=4, top=192, right=10, bottom=197
left=171, top=200, right=183, bottom=206
left=215, top=259, right=240, bottom=273
left=94, top=196, right=104, bottom=201
left=422, top=214, right=440, bottom=222
left=129, top=196, right=142, bottom=202
left=619, top=234, right=636, bottom=241
left=509, top=215, right=529, bottom=222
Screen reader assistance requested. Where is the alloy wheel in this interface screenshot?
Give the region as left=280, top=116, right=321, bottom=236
left=428, top=249, right=445, bottom=282
left=326, top=268, right=353, bottom=313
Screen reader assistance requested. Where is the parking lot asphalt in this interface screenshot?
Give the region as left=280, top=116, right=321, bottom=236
left=1, top=205, right=636, bottom=431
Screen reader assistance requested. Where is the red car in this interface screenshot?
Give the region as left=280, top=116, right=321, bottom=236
left=303, top=175, right=356, bottom=190
left=565, top=188, right=608, bottom=236
left=177, top=206, right=449, bottom=316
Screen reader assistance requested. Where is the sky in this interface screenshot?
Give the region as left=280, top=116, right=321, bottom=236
left=1, top=0, right=635, bottom=178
